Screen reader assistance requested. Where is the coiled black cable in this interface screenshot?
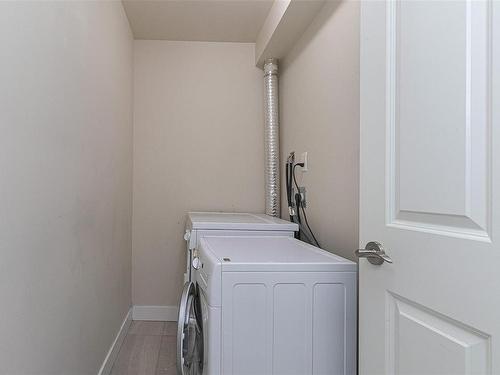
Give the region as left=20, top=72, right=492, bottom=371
left=292, top=163, right=320, bottom=247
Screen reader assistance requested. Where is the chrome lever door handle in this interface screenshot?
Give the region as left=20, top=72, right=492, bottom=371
left=355, top=241, right=393, bottom=265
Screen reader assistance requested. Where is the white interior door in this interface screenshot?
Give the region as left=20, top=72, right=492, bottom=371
left=359, top=1, right=500, bottom=374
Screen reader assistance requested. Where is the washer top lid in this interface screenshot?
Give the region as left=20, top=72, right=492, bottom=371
left=200, top=236, right=356, bottom=272
left=186, top=212, right=298, bottom=231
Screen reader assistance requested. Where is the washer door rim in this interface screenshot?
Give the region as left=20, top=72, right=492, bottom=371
left=177, top=281, right=203, bottom=375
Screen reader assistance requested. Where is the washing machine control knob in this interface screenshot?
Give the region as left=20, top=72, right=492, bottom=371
left=192, top=256, right=201, bottom=270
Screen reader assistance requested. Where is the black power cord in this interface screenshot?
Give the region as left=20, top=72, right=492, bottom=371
left=286, top=153, right=301, bottom=240
left=285, top=153, right=294, bottom=223
left=287, top=163, right=321, bottom=247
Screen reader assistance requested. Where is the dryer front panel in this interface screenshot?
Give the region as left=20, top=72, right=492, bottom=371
left=221, top=271, right=357, bottom=375
left=199, top=287, right=221, bottom=375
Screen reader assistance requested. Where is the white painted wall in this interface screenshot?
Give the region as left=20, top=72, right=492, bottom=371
left=133, top=41, right=264, bottom=307
left=280, top=1, right=360, bottom=261
left=0, top=2, right=133, bottom=373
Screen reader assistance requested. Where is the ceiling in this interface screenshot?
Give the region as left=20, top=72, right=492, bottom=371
left=122, top=0, right=275, bottom=42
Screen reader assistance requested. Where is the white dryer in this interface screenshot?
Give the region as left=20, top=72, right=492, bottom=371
left=177, top=236, right=357, bottom=375
left=183, top=212, right=298, bottom=283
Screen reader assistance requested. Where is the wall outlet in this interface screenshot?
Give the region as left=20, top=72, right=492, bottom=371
left=300, top=152, right=308, bottom=171
left=291, top=186, right=307, bottom=208
left=299, top=186, right=307, bottom=208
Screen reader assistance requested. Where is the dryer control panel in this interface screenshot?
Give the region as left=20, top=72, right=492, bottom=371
left=196, top=238, right=222, bottom=307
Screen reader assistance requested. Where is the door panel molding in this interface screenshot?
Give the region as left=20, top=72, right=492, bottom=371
left=385, top=0, right=493, bottom=242
left=386, top=292, right=491, bottom=375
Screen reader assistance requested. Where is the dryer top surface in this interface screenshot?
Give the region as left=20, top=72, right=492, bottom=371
left=200, top=236, right=356, bottom=272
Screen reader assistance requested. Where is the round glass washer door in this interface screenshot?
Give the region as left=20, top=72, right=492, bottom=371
left=177, top=281, right=203, bottom=375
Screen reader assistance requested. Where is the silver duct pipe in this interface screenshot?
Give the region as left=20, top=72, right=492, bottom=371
left=263, top=58, right=280, bottom=217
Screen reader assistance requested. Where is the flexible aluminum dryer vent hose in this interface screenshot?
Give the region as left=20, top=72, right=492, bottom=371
left=263, top=58, right=280, bottom=217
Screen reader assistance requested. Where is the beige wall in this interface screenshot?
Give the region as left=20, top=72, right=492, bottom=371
left=0, top=2, right=133, bottom=374
left=280, top=1, right=360, bottom=261
left=133, top=41, right=264, bottom=307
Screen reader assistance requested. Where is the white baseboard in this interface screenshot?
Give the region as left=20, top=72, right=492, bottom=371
left=132, top=305, right=178, bottom=321
left=98, top=308, right=132, bottom=375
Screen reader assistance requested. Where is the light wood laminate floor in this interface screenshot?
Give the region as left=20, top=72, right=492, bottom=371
left=110, top=321, right=176, bottom=375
